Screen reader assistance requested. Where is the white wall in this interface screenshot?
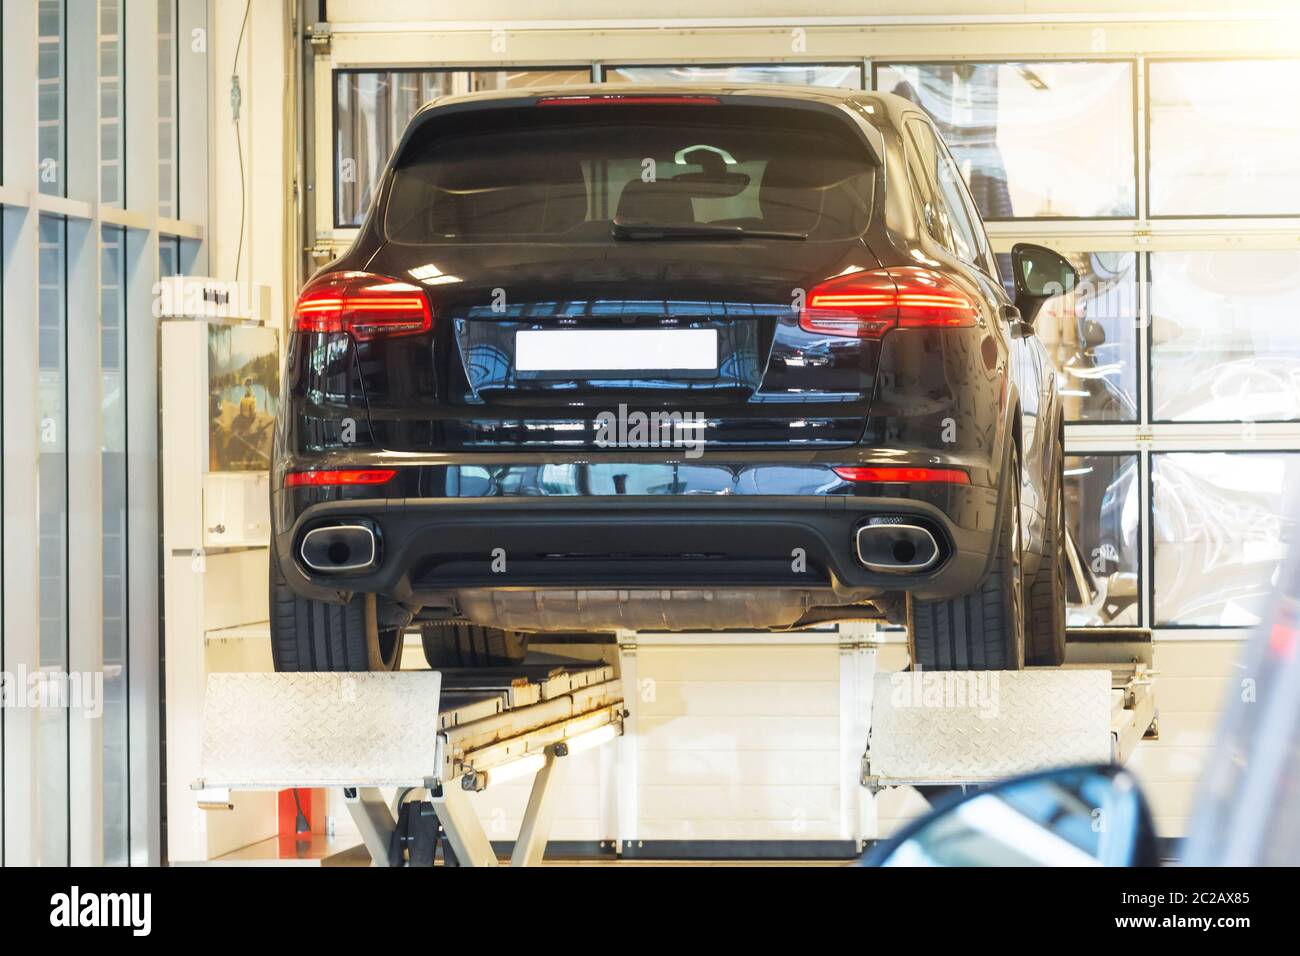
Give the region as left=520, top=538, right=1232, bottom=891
left=209, top=0, right=294, bottom=332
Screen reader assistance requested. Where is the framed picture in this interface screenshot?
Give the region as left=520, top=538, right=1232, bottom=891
left=206, top=325, right=279, bottom=473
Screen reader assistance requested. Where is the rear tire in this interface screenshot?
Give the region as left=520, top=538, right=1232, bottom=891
left=269, top=549, right=403, bottom=672
left=1026, top=434, right=1068, bottom=666
left=420, top=623, right=527, bottom=668
left=911, top=447, right=1025, bottom=670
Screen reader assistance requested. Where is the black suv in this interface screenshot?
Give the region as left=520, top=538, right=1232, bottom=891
left=270, top=85, right=1075, bottom=673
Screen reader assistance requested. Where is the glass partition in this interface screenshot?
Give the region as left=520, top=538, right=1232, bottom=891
left=37, top=0, right=66, bottom=197
left=158, top=0, right=179, bottom=218
left=1148, top=60, right=1300, bottom=217
left=1153, top=452, right=1300, bottom=626
left=998, top=251, right=1139, bottom=423
left=1151, top=250, right=1300, bottom=423
left=37, top=214, right=70, bottom=865
left=100, top=226, right=129, bottom=864
left=1065, top=453, right=1141, bottom=626
left=98, top=0, right=124, bottom=206
left=605, top=63, right=864, bottom=88
left=874, top=61, right=1135, bottom=219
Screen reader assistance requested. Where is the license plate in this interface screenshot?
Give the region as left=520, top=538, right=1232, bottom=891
left=515, top=329, right=718, bottom=375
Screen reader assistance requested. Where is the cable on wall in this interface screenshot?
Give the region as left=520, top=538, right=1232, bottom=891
left=231, top=0, right=251, bottom=282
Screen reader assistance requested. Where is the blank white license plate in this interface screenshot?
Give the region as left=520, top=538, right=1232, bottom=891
left=515, top=328, right=718, bottom=374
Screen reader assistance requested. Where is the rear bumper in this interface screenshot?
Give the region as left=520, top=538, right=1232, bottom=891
left=273, top=468, right=1001, bottom=607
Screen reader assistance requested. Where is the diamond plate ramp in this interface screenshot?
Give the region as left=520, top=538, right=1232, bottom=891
left=867, top=669, right=1112, bottom=785
left=198, top=672, right=442, bottom=790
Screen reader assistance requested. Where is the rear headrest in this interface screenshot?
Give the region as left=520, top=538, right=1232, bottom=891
left=538, top=160, right=590, bottom=234
left=615, top=178, right=695, bottom=224
left=759, top=160, right=824, bottom=234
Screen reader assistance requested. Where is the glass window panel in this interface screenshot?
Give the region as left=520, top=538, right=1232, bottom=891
left=999, top=251, right=1139, bottom=423
left=38, top=214, right=69, bottom=865
left=1149, top=60, right=1300, bottom=217
left=1065, top=453, right=1141, bottom=627
left=38, top=0, right=66, bottom=197
left=159, top=235, right=182, bottom=277
left=467, top=68, right=589, bottom=92
left=100, top=226, right=128, bottom=865
left=1154, top=452, right=1300, bottom=626
left=605, top=64, right=863, bottom=89
left=1151, top=250, right=1300, bottom=422
left=335, top=71, right=454, bottom=227
left=907, top=118, right=981, bottom=265
left=98, top=0, right=124, bottom=206
left=875, top=62, right=1135, bottom=219
left=158, top=0, right=179, bottom=218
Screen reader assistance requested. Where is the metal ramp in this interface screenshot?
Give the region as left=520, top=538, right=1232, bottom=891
left=862, top=628, right=1157, bottom=794
left=194, top=659, right=625, bottom=867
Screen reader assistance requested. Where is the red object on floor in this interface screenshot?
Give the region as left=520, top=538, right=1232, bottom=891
left=278, top=788, right=322, bottom=837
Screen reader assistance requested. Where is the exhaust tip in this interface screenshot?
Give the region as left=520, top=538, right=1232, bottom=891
left=854, top=517, right=940, bottom=574
left=299, top=522, right=378, bottom=573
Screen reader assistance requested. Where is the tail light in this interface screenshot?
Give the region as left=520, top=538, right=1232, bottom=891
left=284, top=469, right=397, bottom=488
left=291, top=271, right=432, bottom=341
left=833, top=466, right=970, bottom=485
left=800, top=267, right=980, bottom=339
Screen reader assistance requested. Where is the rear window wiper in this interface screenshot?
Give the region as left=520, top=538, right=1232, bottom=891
left=611, top=219, right=808, bottom=241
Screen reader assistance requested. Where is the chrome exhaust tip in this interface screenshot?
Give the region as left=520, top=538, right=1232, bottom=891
left=299, top=522, right=378, bottom=573
left=854, top=517, right=940, bottom=573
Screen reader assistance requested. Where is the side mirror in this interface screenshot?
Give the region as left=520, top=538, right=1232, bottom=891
left=1011, top=243, right=1079, bottom=328
left=862, top=764, right=1158, bottom=867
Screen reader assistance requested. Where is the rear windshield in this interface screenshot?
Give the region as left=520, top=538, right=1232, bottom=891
left=383, top=103, right=875, bottom=244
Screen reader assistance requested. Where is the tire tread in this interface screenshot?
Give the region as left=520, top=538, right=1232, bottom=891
left=269, top=550, right=395, bottom=672
left=421, top=623, right=526, bottom=668
left=912, top=450, right=1024, bottom=671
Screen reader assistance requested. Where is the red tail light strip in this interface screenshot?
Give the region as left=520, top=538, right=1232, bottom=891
left=833, top=466, right=970, bottom=485
left=800, top=267, right=980, bottom=339
left=292, top=272, right=432, bottom=341
left=284, top=469, right=398, bottom=488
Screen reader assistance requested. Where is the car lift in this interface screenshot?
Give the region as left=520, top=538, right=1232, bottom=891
left=193, top=658, right=626, bottom=866
left=193, top=628, right=1155, bottom=865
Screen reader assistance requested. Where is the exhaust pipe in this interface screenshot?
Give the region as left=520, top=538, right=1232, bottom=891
left=855, top=517, right=940, bottom=573
left=299, top=522, right=378, bottom=573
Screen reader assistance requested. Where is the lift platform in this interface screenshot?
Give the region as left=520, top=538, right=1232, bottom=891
left=193, top=627, right=1155, bottom=864
left=193, top=657, right=625, bottom=866
left=861, top=627, right=1157, bottom=795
